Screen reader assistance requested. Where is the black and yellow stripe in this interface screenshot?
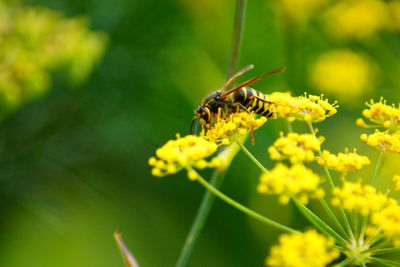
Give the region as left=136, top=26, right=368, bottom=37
left=234, top=87, right=275, bottom=117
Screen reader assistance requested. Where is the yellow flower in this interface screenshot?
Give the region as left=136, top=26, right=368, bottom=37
left=371, top=203, right=400, bottom=247
left=317, top=148, right=370, bottom=173
left=332, top=181, right=393, bottom=216
left=276, top=0, right=327, bottom=23
left=202, top=112, right=267, bottom=144
left=149, top=135, right=222, bottom=179
left=357, top=98, right=400, bottom=133
left=310, top=50, right=376, bottom=103
left=360, top=130, right=400, bottom=154
left=393, top=175, right=400, bottom=191
left=266, top=229, right=340, bottom=267
left=269, top=132, right=323, bottom=163
left=267, top=92, right=338, bottom=123
left=323, top=0, right=390, bottom=41
left=258, top=164, right=324, bottom=205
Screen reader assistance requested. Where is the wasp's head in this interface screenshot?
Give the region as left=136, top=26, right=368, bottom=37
left=195, top=106, right=211, bottom=124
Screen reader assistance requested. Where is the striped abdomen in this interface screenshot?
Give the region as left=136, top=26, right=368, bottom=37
left=233, top=87, right=275, bottom=118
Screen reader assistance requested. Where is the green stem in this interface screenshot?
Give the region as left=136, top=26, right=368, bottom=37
left=226, top=0, right=247, bottom=78
left=334, top=256, right=356, bottom=267
left=193, top=169, right=298, bottom=233
left=319, top=197, right=349, bottom=239
left=235, top=140, right=270, bottom=174
left=371, top=151, right=385, bottom=186
left=175, top=1, right=247, bottom=266
left=368, top=247, right=400, bottom=255
left=292, top=197, right=348, bottom=247
left=306, top=121, right=354, bottom=239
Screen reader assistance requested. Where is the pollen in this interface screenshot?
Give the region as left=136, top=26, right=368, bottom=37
left=258, top=164, right=323, bottom=205
left=317, top=148, right=370, bottom=173
left=358, top=98, right=400, bottom=132
left=331, top=181, right=393, bottom=216
left=149, top=134, right=220, bottom=178
left=360, top=130, right=400, bottom=154
left=266, top=229, right=339, bottom=267
left=203, top=112, right=267, bottom=144
left=268, top=132, right=323, bottom=164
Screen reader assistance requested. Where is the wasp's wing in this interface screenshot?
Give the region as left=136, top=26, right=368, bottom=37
left=220, top=67, right=285, bottom=99
left=221, top=64, right=254, bottom=92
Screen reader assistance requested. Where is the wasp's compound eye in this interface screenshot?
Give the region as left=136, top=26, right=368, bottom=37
left=196, top=107, right=209, bottom=123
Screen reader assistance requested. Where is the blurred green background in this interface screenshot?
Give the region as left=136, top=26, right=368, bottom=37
left=1, top=0, right=400, bottom=266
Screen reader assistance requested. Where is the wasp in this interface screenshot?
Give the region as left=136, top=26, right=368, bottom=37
left=190, top=64, right=285, bottom=136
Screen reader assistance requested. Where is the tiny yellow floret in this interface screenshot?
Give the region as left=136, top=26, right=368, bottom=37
left=269, top=132, right=323, bottom=163
left=317, top=148, right=370, bottom=174
left=358, top=98, right=400, bottom=133
left=360, top=130, right=400, bottom=154
left=332, top=181, right=392, bottom=216
left=266, top=229, right=339, bottom=267
left=258, top=164, right=323, bottom=205
left=149, top=135, right=219, bottom=178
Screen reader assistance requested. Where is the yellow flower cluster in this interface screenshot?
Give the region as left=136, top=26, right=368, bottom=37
left=0, top=2, right=106, bottom=117
left=389, top=0, right=400, bottom=32
left=357, top=99, right=400, bottom=132
left=203, top=112, right=267, bottom=144
left=371, top=203, right=400, bottom=247
left=323, top=0, right=389, bottom=41
left=360, top=130, right=400, bottom=154
left=276, top=0, right=327, bottom=23
left=317, top=149, right=370, bottom=174
left=267, top=92, right=338, bottom=123
left=148, top=135, right=222, bottom=179
left=266, top=230, right=339, bottom=267
left=268, top=133, right=322, bottom=163
left=310, top=50, right=375, bottom=104
left=258, top=164, right=324, bottom=205
left=332, top=181, right=394, bottom=216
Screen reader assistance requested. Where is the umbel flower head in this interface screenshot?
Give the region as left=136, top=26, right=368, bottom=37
left=370, top=203, right=400, bottom=247
left=331, top=181, right=394, bottom=216
left=266, top=229, right=339, bottom=267
left=310, top=50, right=376, bottom=104
left=202, top=112, right=267, bottom=144
left=360, top=130, right=400, bottom=154
left=275, top=0, right=327, bottom=23
left=268, top=132, right=322, bottom=163
left=317, top=148, right=370, bottom=174
left=148, top=135, right=223, bottom=179
left=267, top=92, right=338, bottom=123
left=258, top=164, right=324, bottom=205
left=357, top=98, right=400, bottom=132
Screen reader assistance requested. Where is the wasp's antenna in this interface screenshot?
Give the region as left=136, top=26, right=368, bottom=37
left=189, top=117, right=197, bottom=135
left=220, top=67, right=285, bottom=99
left=220, top=64, right=254, bottom=92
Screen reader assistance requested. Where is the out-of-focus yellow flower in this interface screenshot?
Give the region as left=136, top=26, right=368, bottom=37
left=202, top=112, right=267, bottom=144
left=0, top=2, right=106, bottom=117
left=149, top=135, right=223, bottom=179
left=371, top=203, right=400, bottom=247
left=360, top=130, right=400, bottom=154
left=317, top=148, right=370, bottom=174
left=357, top=99, right=400, bottom=133
left=389, top=1, right=400, bottom=32
left=267, top=92, right=338, bottom=123
left=393, top=175, right=400, bottom=191
left=266, top=229, right=340, bottom=267
left=276, top=0, right=327, bottom=23
left=268, top=132, right=323, bottom=163
left=310, top=50, right=376, bottom=103
left=332, top=181, right=394, bottom=216
left=323, top=0, right=390, bottom=41
left=258, top=164, right=324, bottom=205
